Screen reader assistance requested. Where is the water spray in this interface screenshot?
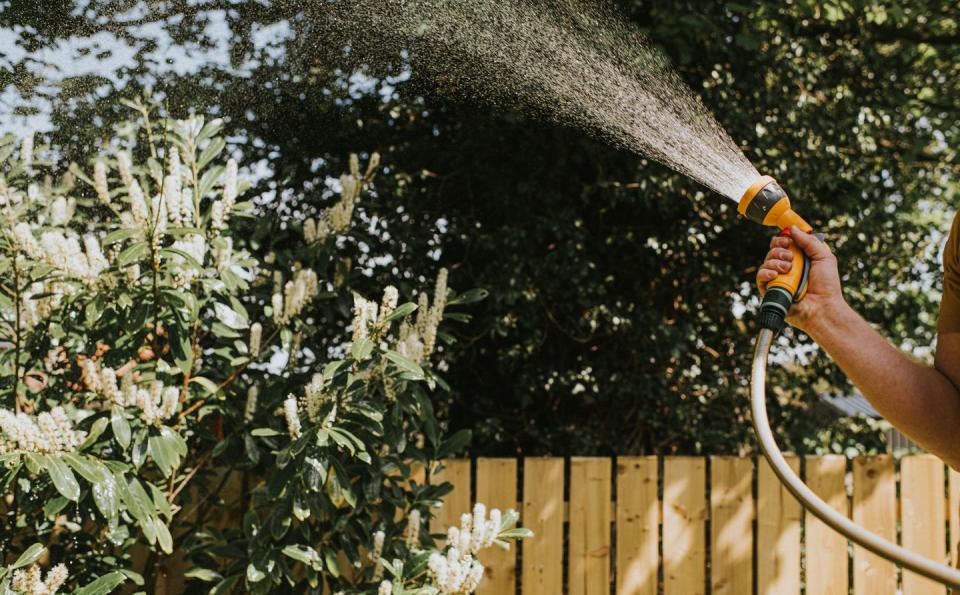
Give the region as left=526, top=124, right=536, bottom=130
left=739, top=176, right=960, bottom=588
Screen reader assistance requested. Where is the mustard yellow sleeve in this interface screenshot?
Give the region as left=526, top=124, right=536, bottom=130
left=938, top=211, right=960, bottom=334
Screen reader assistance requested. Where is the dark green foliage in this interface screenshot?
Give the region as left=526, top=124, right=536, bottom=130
left=4, top=0, right=954, bottom=461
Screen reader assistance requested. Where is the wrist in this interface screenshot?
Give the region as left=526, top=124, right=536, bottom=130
left=802, top=297, right=854, bottom=341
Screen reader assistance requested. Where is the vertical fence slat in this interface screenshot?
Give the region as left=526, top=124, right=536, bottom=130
left=616, top=456, right=659, bottom=595
left=950, top=468, right=960, bottom=568
left=430, top=459, right=471, bottom=534
left=710, top=456, right=753, bottom=595
left=475, top=458, right=518, bottom=595
left=522, top=457, right=564, bottom=595
left=757, top=455, right=800, bottom=595
left=901, top=455, right=947, bottom=595
left=805, top=455, right=849, bottom=594
left=663, top=457, right=706, bottom=595
left=852, top=455, right=897, bottom=595
left=569, top=457, right=612, bottom=595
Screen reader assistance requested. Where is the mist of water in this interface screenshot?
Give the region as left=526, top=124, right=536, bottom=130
left=330, top=0, right=761, bottom=202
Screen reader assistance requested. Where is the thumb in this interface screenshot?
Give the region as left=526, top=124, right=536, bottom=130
left=790, top=225, right=830, bottom=259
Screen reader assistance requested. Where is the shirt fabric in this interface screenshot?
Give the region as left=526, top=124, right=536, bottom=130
left=939, top=210, right=960, bottom=334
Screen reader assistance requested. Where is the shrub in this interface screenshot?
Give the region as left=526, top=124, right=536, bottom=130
left=0, top=98, right=527, bottom=594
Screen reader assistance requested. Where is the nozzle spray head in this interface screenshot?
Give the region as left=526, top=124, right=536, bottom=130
left=738, top=176, right=812, bottom=233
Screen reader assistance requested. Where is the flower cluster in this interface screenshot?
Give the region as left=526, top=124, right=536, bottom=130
left=283, top=395, right=302, bottom=439
left=10, top=563, right=68, bottom=595
left=395, top=268, right=448, bottom=364
left=90, top=363, right=179, bottom=425
left=302, top=152, right=378, bottom=244
left=426, top=504, right=509, bottom=595
left=0, top=408, right=86, bottom=455
left=13, top=224, right=108, bottom=285
left=271, top=268, right=319, bottom=324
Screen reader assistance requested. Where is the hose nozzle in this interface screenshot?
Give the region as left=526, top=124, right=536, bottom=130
left=740, top=176, right=814, bottom=332
left=738, top=176, right=812, bottom=233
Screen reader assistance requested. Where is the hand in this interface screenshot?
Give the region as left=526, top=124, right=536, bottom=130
left=756, top=225, right=846, bottom=333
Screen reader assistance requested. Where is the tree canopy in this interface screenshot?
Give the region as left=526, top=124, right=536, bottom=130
left=2, top=0, right=957, bottom=455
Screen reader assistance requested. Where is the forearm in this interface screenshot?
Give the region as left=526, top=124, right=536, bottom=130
left=805, top=301, right=960, bottom=466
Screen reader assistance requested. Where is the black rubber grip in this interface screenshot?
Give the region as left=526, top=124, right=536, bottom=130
left=759, top=287, right=793, bottom=332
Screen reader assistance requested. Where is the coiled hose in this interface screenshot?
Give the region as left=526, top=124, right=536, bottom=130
left=751, top=328, right=960, bottom=588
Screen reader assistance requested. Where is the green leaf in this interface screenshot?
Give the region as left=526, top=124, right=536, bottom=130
left=322, top=360, right=347, bottom=381
left=155, top=518, right=173, bottom=554
left=447, top=288, right=489, bottom=305
left=111, top=411, right=131, bottom=450
left=117, top=241, right=148, bottom=266
left=45, top=455, right=81, bottom=501
left=189, top=376, right=219, bottom=396
left=62, top=453, right=105, bottom=484
left=73, top=571, right=126, bottom=595
left=210, top=574, right=241, bottom=595
left=80, top=417, right=110, bottom=450
left=383, top=302, right=418, bottom=322
left=197, top=137, right=226, bottom=169
left=324, top=549, right=340, bottom=577
left=103, top=227, right=140, bottom=245
left=43, top=495, right=70, bottom=517
left=437, top=429, right=472, bottom=459
left=91, top=472, right=119, bottom=526
left=160, top=247, right=203, bottom=271
left=184, top=567, right=222, bottom=582
left=351, top=337, right=374, bottom=361
left=148, top=434, right=177, bottom=477
left=251, top=428, right=282, bottom=437
left=11, top=544, right=45, bottom=569
left=384, top=350, right=425, bottom=380
left=282, top=545, right=321, bottom=569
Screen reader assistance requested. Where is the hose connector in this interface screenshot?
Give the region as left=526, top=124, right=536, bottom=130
left=758, top=287, right=792, bottom=332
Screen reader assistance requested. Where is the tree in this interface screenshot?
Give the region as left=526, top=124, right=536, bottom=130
left=2, top=0, right=957, bottom=459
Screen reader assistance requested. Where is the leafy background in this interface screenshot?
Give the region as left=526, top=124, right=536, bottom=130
left=2, top=0, right=957, bottom=458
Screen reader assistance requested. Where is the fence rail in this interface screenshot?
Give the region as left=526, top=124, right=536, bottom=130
left=434, top=456, right=960, bottom=595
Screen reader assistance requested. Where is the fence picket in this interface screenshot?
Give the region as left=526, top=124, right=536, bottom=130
left=710, top=456, right=753, bottom=595
left=805, top=455, right=849, bottom=594
left=615, top=456, right=658, bottom=595
left=757, top=455, right=800, bottom=594
left=569, top=457, right=612, bottom=595
left=663, top=456, right=706, bottom=595
left=522, top=458, right=565, bottom=594
left=901, top=455, right=947, bottom=595
left=852, top=455, right=897, bottom=595
left=430, top=459, right=471, bottom=535
left=475, top=458, right=518, bottom=595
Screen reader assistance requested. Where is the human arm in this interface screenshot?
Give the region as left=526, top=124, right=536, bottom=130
left=757, top=227, right=960, bottom=469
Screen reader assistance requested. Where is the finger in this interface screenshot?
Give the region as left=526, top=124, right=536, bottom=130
left=771, top=259, right=793, bottom=273
left=769, top=236, right=791, bottom=249
left=757, top=268, right=778, bottom=284
left=765, top=248, right=794, bottom=262
left=790, top=226, right=831, bottom=260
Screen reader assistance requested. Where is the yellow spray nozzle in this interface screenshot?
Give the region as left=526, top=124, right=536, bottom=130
left=739, top=175, right=815, bottom=328
left=738, top=175, right=812, bottom=233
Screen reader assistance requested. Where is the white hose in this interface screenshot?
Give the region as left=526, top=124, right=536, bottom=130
left=751, top=328, right=960, bottom=588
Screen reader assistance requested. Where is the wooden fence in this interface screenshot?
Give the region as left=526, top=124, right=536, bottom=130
left=435, top=455, right=960, bottom=595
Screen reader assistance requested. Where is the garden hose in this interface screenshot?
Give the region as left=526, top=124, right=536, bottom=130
left=742, top=178, right=960, bottom=589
